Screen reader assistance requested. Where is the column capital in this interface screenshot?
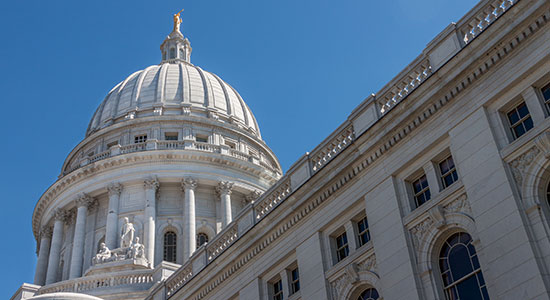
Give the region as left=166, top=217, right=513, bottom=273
left=107, top=182, right=123, bottom=196
left=144, top=177, right=159, bottom=190
left=54, top=208, right=68, bottom=222
left=75, top=193, right=94, bottom=208
left=40, top=225, right=53, bottom=239
left=182, top=177, right=197, bottom=190
left=216, top=181, right=234, bottom=196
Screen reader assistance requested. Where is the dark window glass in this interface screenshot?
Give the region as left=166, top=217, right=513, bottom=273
left=273, top=279, right=283, bottom=300
left=507, top=102, right=533, bottom=139
left=440, top=232, right=489, bottom=300
left=291, top=267, right=300, bottom=294
left=439, top=156, right=458, bottom=189
left=196, top=233, right=208, bottom=248
left=356, top=217, right=371, bottom=247
left=547, top=182, right=550, bottom=205
left=163, top=231, right=177, bottom=263
left=335, top=232, right=349, bottom=262
left=196, top=136, right=208, bottom=143
left=357, top=288, right=380, bottom=300
left=412, top=174, right=431, bottom=207
left=542, top=84, right=550, bottom=111
left=165, top=133, right=178, bottom=141
left=134, top=135, right=147, bottom=144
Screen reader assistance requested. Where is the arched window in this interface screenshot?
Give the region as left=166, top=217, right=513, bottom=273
left=357, top=288, right=379, bottom=300
left=439, top=232, right=489, bottom=300
left=179, top=49, right=185, bottom=59
left=546, top=181, right=550, bottom=204
left=164, top=231, right=177, bottom=263
left=197, top=233, right=208, bottom=248
left=169, top=48, right=176, bottom=59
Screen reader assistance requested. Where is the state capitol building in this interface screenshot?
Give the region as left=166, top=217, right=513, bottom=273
left=10, top=0, right=550, bottom=299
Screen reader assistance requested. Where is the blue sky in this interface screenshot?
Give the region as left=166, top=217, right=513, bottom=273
left=0, top=0, right=479, bottom=297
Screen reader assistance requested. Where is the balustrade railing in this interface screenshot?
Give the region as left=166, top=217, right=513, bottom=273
left=160, top=1, right=523, bottom=297
left=120, top=142, right=146, bottom=154
left=38, top=270, right=154, bottom=295
left=157, top=140, right=185, bottom=150
left=310, top=124, right=355, bottom=173
left=457, top=0, right=518, bottom=45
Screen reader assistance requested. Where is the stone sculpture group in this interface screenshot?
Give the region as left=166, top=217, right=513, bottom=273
left=93, top=217, right=146, bottom=265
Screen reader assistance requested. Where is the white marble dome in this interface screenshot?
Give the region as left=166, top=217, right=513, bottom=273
left=86, top=61, right=261, bottom=138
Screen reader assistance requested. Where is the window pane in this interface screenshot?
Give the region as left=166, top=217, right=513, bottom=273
left=543, top=84, right=550, bottom=101
left=517, top=102, right=529, bottom=118
left=456, top=275, right=484, bottom=300
left=524, top=117, right=534, bottom=131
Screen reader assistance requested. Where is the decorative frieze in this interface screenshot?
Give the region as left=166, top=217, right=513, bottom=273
left=330, top=254, right=378, bottom=299
left=410, top=217, right=435, bottom=248
left=509, top=146, right=540, bottom=185
left=443, top=194, right=471, bottom=215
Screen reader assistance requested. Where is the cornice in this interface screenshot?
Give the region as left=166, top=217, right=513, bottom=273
left=165, top=4, right=550, bottom=299
left=32, top=150, right=280, bottom=239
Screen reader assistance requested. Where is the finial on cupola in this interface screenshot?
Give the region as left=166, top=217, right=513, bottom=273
left=160, top=9, right=192, bottom=63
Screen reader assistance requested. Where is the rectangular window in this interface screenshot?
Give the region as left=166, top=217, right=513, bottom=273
left=134, top=134, right=147, bottom=143
left=165, top=133, right=178, bottom=140
left=196, top=135, right=208, bottom=143
left=507, top=102, right=533, bottom=139
left=356, top=217, right=371, bottom=247
left=272, top=279, right=283, bottom=300
left=335, top=232, right=349, bottom=262
left=290, top=267, right=300, bottom=294
left=439, top=156, right=458, bottom=189
left=542, top=83, right=550, bottom=113
left=106, top=141, right=119, bottom=148
left=412, top=174, right=431, bottom=207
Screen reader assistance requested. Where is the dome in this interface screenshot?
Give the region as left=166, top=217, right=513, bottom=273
left=86, top=61, right=261, bottom=138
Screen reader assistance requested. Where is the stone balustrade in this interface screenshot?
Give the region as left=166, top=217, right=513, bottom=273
left=63, top=141, right=278, bottom=176
left=157, top=1, right=523, bottom=298
left=457, top=0, right=518, bottom=45
left=38, top=269, right=154, bottom=295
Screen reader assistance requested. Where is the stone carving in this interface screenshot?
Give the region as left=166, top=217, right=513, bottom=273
left=129, top=237, right=146, bottom=259
left=76, top=193, right=94, bottom=208
left=93, top=243, right=113, bottom=264
left=509, top=146, right=540, bottom=185
left=443, top=194, right=471, bottom=215
left=107, top=182, right=123, bottom=196
left=40, top=226, right=53, bottom=239
left=357, top=254, right=377, bottom=274
left=534, top=131, right=550, bottom=158
left=144, top=177, right=159, bottom=190
left=121, top=217, right=135, bottom=249
left=182, top=177, right=197, bottom=190
left=54, top=208, right=68, bottom=222
left=410, top=217, right=434, bottom=247
left=216, top=181, right=234, bottom=196
left=92, top=218, right=147, bottom=266
left=330, top=254, right=378, bottom=299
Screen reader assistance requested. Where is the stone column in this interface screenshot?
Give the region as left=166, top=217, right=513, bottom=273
left=69, top=194, right=94, bottom=279
left=144, top=177, right=159, bottom=266
left=182, top=177, right=197, bottom=260
left=105, top=183, right=123, bottom=249
left=34, top=226, right=53, bottom=285
left=45, top=209, right=67, bottom=285
left=217, top=181, right=234, bottom=228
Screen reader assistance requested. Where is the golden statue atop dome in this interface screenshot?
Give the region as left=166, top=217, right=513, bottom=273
left=173, top=9, right=184, bottom=33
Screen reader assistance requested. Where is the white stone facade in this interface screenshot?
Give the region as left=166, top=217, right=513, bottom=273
left=11, top=0, right=550, bottom=299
